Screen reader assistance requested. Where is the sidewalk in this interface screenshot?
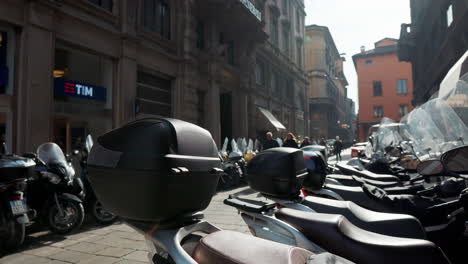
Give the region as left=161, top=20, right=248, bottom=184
left=0, top=188, right=249, bottom=264
left=328, top=148, right=352, bottom=163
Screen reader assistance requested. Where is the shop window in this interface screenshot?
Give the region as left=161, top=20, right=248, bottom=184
left=255, top=60, right=265, bottom=85
left=399, top=104, right=409, bottom=117
left=397, top=79, right=408, bottom=95
left=136, top=71, right=172, bottom=117
left=143, top=0, right=171, bottom=40
left=271, top=18, right=279, bottom=46
left=52, top=46, right=113, bottom=153
left=53, top=46, right=112, bottom=106
left=373, top=81, right=382, bottom=96
left=196, top=20, right=205, bottom=50
left=373, top=106, right=384, bottom=118
left=87, top=0, right=113, bottom=12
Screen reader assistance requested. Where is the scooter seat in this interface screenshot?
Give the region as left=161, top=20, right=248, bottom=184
left=192, top=230, right=352, bottom=264
left=324, top=184, right=391, bottom=212
left=326, top=174, right=362, bottom=186
left=350, top=175, right=401, bottom=188
left=275, top=209, right=450, bottom=264
left=383, top=184, right=425, bottom=195
left=324, top=176, right=424, bottom=195
left=301, top=196, right=426, bottom=239
left=336, top=163, right=400, bottom=182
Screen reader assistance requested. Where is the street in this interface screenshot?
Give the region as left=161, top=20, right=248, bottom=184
left=328, top=148, right=352, bottom=164
left=0, top=187, right=249, bottom=264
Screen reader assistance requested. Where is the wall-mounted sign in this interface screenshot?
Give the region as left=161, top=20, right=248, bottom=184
left=54, top=78, right=107, bottom=101
left=239, top=0, right=262, bottom=21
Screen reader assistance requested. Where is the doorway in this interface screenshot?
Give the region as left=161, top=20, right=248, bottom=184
left=220, top=92, right=232, bottom=143
left=54, top=117, right=88, bottom=154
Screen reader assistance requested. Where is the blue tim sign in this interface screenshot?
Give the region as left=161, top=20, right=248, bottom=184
left=54, top=78, right=107, bottom=101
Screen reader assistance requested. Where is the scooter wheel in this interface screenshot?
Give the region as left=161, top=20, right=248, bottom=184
left=1, top=218, right=25, bottom=250
left=48, top=199, right=84, bottom=234
left=91, top=199, right=118, bottom=225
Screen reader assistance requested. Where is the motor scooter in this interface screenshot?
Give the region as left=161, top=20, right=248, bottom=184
left=0, top=155, right=35, bottom=250
left=24, top=143, right=85, bottom=234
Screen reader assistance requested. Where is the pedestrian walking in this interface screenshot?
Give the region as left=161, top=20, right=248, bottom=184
left=283, top=133, right=299, bottom=148
left=319, top=137, right=327, bottom=146
left=262, top=131, right=279, bottom=151
left=334, top=136, right=343, bottom=161
left=300, top=137, right=312, bottom=148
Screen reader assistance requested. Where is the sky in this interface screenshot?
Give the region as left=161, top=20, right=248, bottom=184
left=304, top=0, right=411, bottom=113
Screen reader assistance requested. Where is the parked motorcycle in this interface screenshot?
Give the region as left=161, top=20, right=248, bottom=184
left=24, top=143, right=85, bottom=234
left=79, top=135, right=117, bottom=225
left=85, top=117, right=352, bottom=264
left=0, top=155, right=35, bottom=250
left=224, top=148, right=452, bottom=264
left=217, top=139, right=244, bottom=190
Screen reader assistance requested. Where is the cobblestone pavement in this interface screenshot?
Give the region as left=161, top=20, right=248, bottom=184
left=0, top=187, right=250, bottom=264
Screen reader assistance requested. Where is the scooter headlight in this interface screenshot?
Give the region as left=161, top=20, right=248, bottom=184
left=40, top=171, right=61, bottom=184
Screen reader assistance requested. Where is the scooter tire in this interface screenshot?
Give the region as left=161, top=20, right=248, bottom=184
left=90, top=199, right=118, bottom=225
left=48, top=199, right=85, bottom=235
left=2, top=218, right=25, bottom=250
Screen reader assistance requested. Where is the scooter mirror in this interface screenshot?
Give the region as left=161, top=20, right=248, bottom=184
left=416, top=159, right=444, bottom=176
left=441, top=145, right=468, bottom=174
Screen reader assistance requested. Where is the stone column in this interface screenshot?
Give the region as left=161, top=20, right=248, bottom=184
left=116, top=55, right=137, bottom=126
left=16, top=3, right=55, bottom=153
left=238, top=40, right=258, bottom=139
left=208, top=63, right=221, bottom=146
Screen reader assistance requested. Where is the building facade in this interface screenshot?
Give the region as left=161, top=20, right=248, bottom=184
left=353, top=38, right=414, bottom=141
left=252, top=0, right=308, bottom=141
left=304, top=25, right=350, bottom=141
left=398, top=0, right=468, bottom=105
left=0, top=0, right=307, bottom=153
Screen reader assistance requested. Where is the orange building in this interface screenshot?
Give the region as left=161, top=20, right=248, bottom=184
left=352, top=38, right=414, bottom=141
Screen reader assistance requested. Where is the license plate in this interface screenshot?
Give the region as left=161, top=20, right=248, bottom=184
left=10, top=200, right=28, bottom=215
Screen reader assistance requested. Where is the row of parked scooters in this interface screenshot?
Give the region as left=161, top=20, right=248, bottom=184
left=0, top=135, right=117, bottom=251
left=78, top=50, right=468, bottom=264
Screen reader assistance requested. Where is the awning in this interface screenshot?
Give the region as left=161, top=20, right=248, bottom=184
left=258, top=107, right=286, bottom=131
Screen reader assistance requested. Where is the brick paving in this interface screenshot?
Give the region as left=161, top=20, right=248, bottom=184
left=0, top=187, right=249, bottom=264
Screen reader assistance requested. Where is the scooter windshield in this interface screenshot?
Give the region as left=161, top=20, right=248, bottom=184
left=422, top=98, right=468, bottom=153
left=229, top=139, right=242, bottom=159
left=85, top=135, right=94, bottom=154
left=401, top=107, right=445, bottom=160
left=372, top=118, right=403, bottom=154
left=37, top=142, right=68, bottom=167
left=401, top=50, right=468, bottom=159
